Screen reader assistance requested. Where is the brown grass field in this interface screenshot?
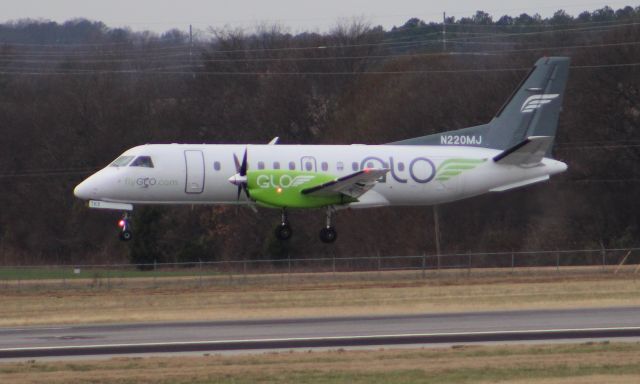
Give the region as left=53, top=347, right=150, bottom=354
left=0, top=266, right=639, bottom=326
left=1, top=342, right=640, bottom=383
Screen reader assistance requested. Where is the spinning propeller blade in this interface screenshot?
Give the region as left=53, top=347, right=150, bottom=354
left=231, top=148, right=250, bottom=201
left=240, top=149, right=247, bottom=176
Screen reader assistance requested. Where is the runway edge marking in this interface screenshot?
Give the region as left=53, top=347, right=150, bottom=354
left=2, top=326, right=640, bottom=352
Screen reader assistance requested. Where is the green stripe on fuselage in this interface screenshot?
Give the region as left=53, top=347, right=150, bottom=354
left=436, top=158, right=486, bottom=172
left=247, top=170, right=354, bottom=208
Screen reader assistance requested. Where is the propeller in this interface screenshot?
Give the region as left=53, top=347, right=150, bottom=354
left=228, top=147, right=250, bottom=201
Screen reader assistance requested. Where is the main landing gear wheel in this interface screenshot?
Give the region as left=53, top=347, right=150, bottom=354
left=275, top=208, right=292, bottom=241
left=319, top=227, right=337, bottom=243
left=275, top=223, right=293, bottom=240
left=319, top=207, right=338, bottom=243
left=118, top=212, right=133, bottom=242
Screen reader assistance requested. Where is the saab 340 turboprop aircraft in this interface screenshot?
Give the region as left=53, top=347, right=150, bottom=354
left=74, top=57, right=570, bottom=243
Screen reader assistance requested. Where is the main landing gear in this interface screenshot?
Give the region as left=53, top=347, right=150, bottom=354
left=319, top=207, right=337, bottom=244
left=118, top=212, right=133, bottom=242
left=273, top=207, right=338, bottom=244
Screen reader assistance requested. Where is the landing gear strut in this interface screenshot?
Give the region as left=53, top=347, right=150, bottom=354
left=275, top=208, right=292, bottom=240
left=118, top=212, right=133, bottom=242
left=319, top=207, right=337, bottom=243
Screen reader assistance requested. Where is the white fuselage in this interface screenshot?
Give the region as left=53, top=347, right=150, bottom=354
left=74, top=143, right=567, bottom=209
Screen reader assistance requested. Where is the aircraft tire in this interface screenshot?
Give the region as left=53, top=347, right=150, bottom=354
left=319, top=227, right=337, bottom=243
left=275, top=223, right=293, bottom=240
left=119, top=230, right=133, bottom=242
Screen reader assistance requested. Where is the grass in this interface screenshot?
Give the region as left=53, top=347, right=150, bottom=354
left=0, top=266, right=639, bottom=326
left=1, top=342, right=640, bottom=383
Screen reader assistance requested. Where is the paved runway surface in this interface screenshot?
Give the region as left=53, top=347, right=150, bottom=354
left=1, top=307, right=639, bottom=358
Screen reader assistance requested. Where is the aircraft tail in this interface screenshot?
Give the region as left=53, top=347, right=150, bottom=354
left=390, top=57, right=570, bottom=157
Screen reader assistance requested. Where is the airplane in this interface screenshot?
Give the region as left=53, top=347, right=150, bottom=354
left=74, top=56, right=570, bottom=243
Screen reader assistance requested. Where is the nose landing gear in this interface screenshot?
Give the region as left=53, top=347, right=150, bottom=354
left=118, top=213, right=133, bottom=242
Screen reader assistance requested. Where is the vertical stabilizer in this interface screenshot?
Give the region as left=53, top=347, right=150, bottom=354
left=486, top=56, right=569, bottom=154
left=389, top=57, right=570, bottom=157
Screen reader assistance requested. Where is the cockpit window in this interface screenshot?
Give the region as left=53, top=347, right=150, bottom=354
left=110, top=156, right=134, bottom=167
left=130, top=156, right=154, bottom=168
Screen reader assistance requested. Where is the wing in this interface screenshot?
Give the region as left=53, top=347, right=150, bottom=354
left=301, top=168, right=389, bottom=198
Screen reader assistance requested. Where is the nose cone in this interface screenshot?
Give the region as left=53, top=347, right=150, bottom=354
left=228, top=174, right=247, bottom=186
left=74, top=177, right=97, bottom=200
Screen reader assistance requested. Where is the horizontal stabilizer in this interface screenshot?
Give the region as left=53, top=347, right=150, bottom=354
left=302, top=168, right=389, bottom=198
left=493, top=136, right=553, bottom=166
left=490, top=175, right=550, bottom=192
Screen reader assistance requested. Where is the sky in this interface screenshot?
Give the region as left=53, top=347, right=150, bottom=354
left=1, top=1, right=637, bottom=34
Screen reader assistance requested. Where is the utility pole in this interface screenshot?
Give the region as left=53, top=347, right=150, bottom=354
left=433, top=205, right=442, bottom=267
left=442, top=12, right=447, bottom=52
left=189, top=24, right=195, bottom=78
left=189, top=24, right=193, bottom=56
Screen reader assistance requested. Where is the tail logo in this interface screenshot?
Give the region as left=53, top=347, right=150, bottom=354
left=520, top=94, right=559, bottom=113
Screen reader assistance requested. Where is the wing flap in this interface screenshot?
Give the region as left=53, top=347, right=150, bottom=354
left=301, top=168, right=389, bottom=198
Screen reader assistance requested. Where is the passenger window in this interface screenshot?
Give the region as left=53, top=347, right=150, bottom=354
left=398, top=162, right=405, bottom=171
left=289, top=161, right=296, bottom=170
left=273, top=162, right=280, bottom=169
left=321, top=162, right=328, bottom=172
left=130, top=156, right=154, bottom=168
left=366, top=162, right=374, bottom=169
left=258, top=161, right=265, bottom=170
left=213, top=161, right=221, bottom=171
left=110, top=156, right=134, bottom=167
left=352, top=162, right=359, bottom=171
left=305, top=162, right=313, bottom=171
left=337, top=162, right=344, bottom=171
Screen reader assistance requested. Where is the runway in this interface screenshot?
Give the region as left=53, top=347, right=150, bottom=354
left=1, top=307, right=639, bottom=359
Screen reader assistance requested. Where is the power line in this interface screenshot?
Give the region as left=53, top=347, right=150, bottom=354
left=2, top=60, right=639, bottom=76
left=556, top=143, right=640, bottom=150
left=438, top=20, right=640, bottom=43
left=0, top=169, right=98, bottom=178
left=442, top=16, right=639, bottom=30
left=1, top=142, right=639, bottom=179
left=3, top=39, right=639, bottom=66
left=2, top=19, right=638, bottom=59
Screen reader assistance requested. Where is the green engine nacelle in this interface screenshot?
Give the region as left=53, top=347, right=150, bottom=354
left=246, top=170, right=355, bottom=208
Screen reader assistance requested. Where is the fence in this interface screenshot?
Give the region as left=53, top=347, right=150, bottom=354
left=1, top=247, right=639, bottom=289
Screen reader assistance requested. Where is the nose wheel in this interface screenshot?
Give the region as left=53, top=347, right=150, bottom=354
left=275, top=208, right=292, bottom=240
left=319, top=207, right=337, bottom=243
left=118, top=213, right=133, bottom=242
